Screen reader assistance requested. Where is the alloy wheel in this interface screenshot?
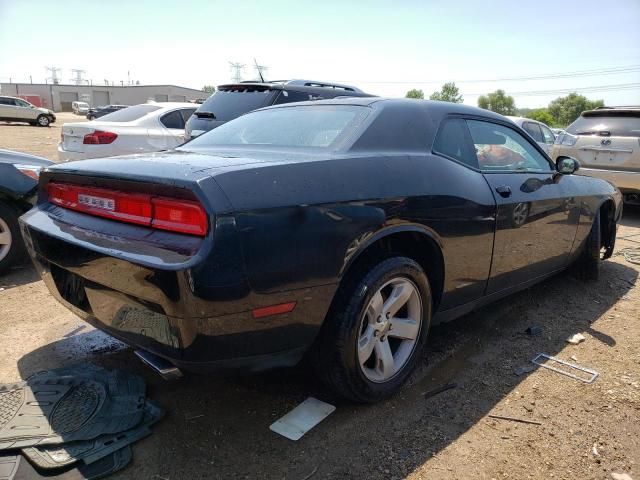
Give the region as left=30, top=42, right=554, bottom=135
left=0, top=217, right=12, bottom=263
left=357, top=277, right=423, bottom=383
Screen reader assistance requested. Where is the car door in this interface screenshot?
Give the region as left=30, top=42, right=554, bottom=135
left=0, top=97, right=13, bottom=118
left=14, top=98, right=38, bottom=121
left=467, top=119, right=580, bottom=294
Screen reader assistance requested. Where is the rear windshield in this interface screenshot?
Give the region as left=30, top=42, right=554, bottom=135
left=99, top=104, right=160, bottom=122
left=567, top=113, right=640, bottom=137
left=182, top=105, right=369, bottom=150
left=196, top=88, right=276, bottom=121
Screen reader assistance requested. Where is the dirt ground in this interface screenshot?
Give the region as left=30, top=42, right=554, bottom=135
left=0, top=121, right=639, bottom=480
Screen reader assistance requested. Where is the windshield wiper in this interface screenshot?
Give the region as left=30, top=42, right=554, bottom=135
left=195, top=111, right=216, bottom=119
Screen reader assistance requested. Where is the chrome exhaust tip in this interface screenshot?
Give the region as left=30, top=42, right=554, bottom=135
left=135, top=350, right=183, bottom=380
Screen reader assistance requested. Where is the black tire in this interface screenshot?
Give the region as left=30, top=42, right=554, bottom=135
left=577, top=210, right=601, bottom=281
left=0, top=202, right=24, bottom=275
left=312, top=256, right=432, bottom=403
left=36, top=114, right=50, bottom=127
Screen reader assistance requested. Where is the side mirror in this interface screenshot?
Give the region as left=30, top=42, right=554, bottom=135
left=556, top=156, right=580, bottom=175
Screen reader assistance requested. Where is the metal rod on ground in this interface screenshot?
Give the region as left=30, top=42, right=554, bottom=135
left=488, top=414, right=542, bottom=426
left=423, top=383, right=457, bottom=399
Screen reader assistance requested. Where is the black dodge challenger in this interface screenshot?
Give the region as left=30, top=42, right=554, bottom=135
left=20, top=98, right=621, bottom=402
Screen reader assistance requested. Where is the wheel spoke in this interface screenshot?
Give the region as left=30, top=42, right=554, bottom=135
left=374, top=339, right=395, bottom=379
left=383, top=282, right=412, bottom=318
left=366, top=290, right=384, bottom=320
left=0, top=231, right=10, bottom=245
left=358, top=325, right=376, bottom=364
left=389, top=317, right=419, bottom=340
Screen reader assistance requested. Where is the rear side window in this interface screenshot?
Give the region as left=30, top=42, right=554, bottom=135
left=99, top=104, right=161, bottom=122
left=0, top=97, right=16, bottom=105
left=273, top=90, right=316, bottom=104
left=196, top=88, right=275, bottom=121
left=180, top=108, right=196, bottom=124
left=523, top=122, right=544, bottom=142
left=182, top=105, right=369, bottom=150
left=161, top=110, right=185, bottom=129
left=432, top=118, right=479, bottom=169
left=566, top=114, right=640, bottom=137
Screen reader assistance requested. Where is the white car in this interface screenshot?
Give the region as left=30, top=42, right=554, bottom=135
left=72, top=101, right=90, bottom=115
left=506, top=116, right=556, bottom=155
left=58, top=103, right=197, bottom=161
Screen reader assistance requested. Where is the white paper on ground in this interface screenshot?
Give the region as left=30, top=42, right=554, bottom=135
left=269, top=397, right=336, bottom=441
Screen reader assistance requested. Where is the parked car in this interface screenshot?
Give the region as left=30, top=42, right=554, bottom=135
left=86, top=105, right=128, bottom=120
left=72, top=101, right=90, bottom=115
left=22, top=99, right=621, bottom=403
left=0, top=149, right=52, bottom=273
left=0, top=95, right=56, bottom=127
left=59, top=103, right=197, bottom=161
left=551, top=128, right=566, bottom=136
left=507, top=116, right=556, bottom=154
left=553, top=106, right=640, bottom=205
left=184, top=79, right=372, bottom=140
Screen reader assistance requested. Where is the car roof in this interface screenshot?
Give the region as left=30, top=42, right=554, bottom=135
left=216, top=79, right=372, bottom=96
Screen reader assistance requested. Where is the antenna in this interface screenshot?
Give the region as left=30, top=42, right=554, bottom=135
left=253, top=58, right=268, bottom=82
left=70, top=69, right=86, bottom=85
left=228, top=61, right=245, bottom=83
left=45, top=66, right=61, bottom=84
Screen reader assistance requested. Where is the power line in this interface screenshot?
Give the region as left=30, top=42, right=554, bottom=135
left=338, top=64, right=640, bottom=85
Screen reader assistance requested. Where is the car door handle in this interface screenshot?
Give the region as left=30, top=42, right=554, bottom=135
left=495, top=185, right=512, bottom=198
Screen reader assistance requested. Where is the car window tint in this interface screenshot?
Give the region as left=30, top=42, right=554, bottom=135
left=161, top=110, right=185, bottom=129
left=15, top=99, right=30, bottom=107
left=566, top=114, right=640, bottom=137
left=0, top=97, right=16, bottom=105
left=99, top=104, right=161, bottom=122
left=540, top=124, right=555, bottom=144
left=273, top=90, right=316, bottom=104
left=432, top=118, right=478, bottom=169
left=467, top=120, right=552, bottom=172
left=179, top=108, right=196, bottom=124
left=523, top=122, right=544, bottom=142
left=182, top=105, right=369, bottom=150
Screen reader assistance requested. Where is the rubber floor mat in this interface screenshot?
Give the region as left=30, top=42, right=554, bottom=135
left=22, top=400, right=164, bottom=469
left=0, top=368, right=145, bottom=450
left=12, top=447, right=132, bottom=480
left=0, top=454, right=20, bottom=480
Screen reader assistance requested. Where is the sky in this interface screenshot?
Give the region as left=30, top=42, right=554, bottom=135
left=0, top=0, right=639, bottom=109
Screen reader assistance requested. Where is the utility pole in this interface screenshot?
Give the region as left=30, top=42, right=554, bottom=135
left=70, top=69, right=86, bottom=85
left=228, top=61, right=245, bottom=83
left=253, top=58, right=268, bottom=82
left=45, top=66, right=61, bottom=84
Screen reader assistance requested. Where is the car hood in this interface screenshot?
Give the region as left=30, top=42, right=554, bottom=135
left=37, top=107, right=54, bottom=115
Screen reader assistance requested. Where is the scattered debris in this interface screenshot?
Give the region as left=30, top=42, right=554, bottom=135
left=616, top=246, right=640, bottom=265
left=570, top=355, right=578, bottom=362
left=185, top=414, right=205, bottom=421
left=301, top=465, right=320, bottom=480
left=270, top=397, right=335, bottom=441
left=592, top=443, right=599, bottom=456
left=531, top=353, right=599, bottom=384
left=513, top=365, right=536, bottom=376
left=487, top=414, right=542, bottom=426
left=611, top=473, right=634, bottom=480
left=423, top=383, right=457, bottom=399
left=566, top=333, right=586, bottom=345
left=525, top=325, right=543, bottom=336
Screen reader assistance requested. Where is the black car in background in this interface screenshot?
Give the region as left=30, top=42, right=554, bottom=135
left=0, top=149, right=52, bottom=273
left=184, top=79, right=373, bottom=140
left=21, top=99, right=621, bottom=403
left=86, top=104, right=128, bottom=120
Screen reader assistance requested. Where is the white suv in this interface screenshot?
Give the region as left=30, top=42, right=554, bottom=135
left=0, top=96, right=56, bottom=127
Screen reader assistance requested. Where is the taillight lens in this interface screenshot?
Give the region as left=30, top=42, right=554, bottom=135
left=47, top=182, right=207, bottom=236
left=83, top=130, right=118, bottom=144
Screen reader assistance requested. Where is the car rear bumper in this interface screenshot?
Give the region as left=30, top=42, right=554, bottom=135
left=57, top=144, right=94, bottom=162
left=578, top=168, right=640, bottom=195
left=19, top=206, right=335, bottom=373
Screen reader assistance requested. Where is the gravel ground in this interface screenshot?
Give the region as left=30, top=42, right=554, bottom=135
left=0, top=122, right=639, bottom=479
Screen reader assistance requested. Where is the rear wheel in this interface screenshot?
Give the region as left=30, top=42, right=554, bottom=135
left=36, top=115, right=50, bottom=127
left=577, top=210, right=601, bottom=281
left=0, top=203, right=23, bottom=274
left=312, top=256, right=432, bottom=403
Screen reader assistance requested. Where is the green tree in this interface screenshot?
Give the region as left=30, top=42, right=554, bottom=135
left=405, top=89, right=424, bottom=99
left=202, top=85, right=216, bottom=94
left=526, top=108, right=556, bottom=127
left=429, top=82, right=463, bottom=103
left=547, top=93, right=604, bottom=127
left=477, top=89, right=516, bottom=115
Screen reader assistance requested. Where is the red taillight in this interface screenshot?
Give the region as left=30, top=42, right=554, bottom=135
left=47, top=182, right=208, bottom=236
left=83, top=130, right=118, bottom=144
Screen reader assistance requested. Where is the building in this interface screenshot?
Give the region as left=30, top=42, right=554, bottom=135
left=0, top=83, right=208, bottom=111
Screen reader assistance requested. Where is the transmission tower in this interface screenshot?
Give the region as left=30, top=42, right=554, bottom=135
left=70, top=69, right=86, bottom=85
left=229, top=62, right=245, bottom=83
left=253, top=58, right=268, bottom=82
left=45, top=66, right=61, bottom=84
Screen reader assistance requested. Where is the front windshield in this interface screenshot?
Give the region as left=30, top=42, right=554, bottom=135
left=182, top=105, right=370, bottom=150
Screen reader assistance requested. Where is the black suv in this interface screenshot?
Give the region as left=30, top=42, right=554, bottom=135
left=184, top=79, right=372, bottom=140
left=86, top=104, right=128, bottom=120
